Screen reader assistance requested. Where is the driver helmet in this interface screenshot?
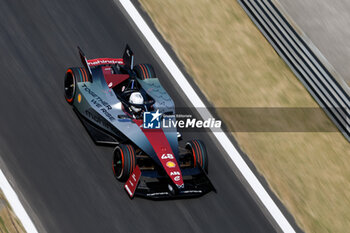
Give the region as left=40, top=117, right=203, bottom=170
left=129, top=92, right=144, bottom=113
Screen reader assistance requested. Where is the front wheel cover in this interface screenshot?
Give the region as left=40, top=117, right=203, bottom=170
left=113, top=146, right=124, bottom=180
left=112, top=145, right=136, bottom=182
left=186, top=139, right=208, bottom=173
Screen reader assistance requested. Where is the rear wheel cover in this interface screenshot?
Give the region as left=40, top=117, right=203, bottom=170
left=134, top=64, right=156, bottom=80
left=64, top=69, right=76, bottom=104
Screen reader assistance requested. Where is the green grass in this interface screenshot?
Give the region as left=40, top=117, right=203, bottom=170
left=0, top=216, right=10, bottom=233
left=139, top=1, right=350, bottom=232
left=0, top=190, right=26, bottom=233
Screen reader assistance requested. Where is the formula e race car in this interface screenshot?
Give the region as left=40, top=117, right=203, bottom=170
left=64, top=45, right=215, bottom=199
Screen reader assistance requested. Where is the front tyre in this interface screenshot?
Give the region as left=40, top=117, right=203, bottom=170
left=112, top=144, right=136, bottom=182
left=186, top=139, right=208, bottom=173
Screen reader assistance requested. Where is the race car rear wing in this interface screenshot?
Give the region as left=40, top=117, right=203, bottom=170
left=77, top=45, right=133, bottom=69
left=122, top=44, right=134, bottom=70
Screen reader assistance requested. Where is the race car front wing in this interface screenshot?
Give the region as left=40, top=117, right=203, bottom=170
left=124, top=166, right=216, bottom=200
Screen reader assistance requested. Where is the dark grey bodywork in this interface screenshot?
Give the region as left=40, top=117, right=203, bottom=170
left=73, top=65, right=178, bottom=166
left=66, top=47, right=215, bottom=199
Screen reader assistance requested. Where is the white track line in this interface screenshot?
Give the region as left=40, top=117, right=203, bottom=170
left=0, top=169, right=38, bottom=233
left=119, top=1, right=295, bottom=232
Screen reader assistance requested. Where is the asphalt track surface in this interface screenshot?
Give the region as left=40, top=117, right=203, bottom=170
left=0, top=0, right=285, bottom=232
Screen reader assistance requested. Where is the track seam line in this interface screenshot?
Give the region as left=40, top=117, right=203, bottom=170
left=118, top=1, right=296, bottom=232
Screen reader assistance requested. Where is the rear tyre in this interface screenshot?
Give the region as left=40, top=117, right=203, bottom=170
left=134, top=64, right=156, bottom=80
left=186, top=139, right=208, bottom=173
left=64, top=67, right=90, bottom=104
left=112, top=144, right=136, bottom=182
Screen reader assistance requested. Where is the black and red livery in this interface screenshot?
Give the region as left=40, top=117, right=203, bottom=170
left=64, top=45, right=215, bottom=199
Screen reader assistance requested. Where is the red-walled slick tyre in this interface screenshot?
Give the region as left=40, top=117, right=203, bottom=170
left=186, top=139, right=208, bottom=173
left=134, top=64, right=156, bottom=80
left=64, top=67, right=90, bottom=104
left=112, top=144, right=136, bottom=182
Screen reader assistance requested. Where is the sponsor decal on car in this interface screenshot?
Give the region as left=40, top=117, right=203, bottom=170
left=166, top=161, right=176, bottom=168
left=124, top=166, right=141, bottom=198
left=161, top=153, right=174, bottom=159
left=82, top=83, right=115, bottom=121
left=170, top=171, right=180, bottom=176
left=146, top=192, right=169, bottom=197
left=87, top=58, right=124, bottom=66
left=182, top=190, right=202, bottom=194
